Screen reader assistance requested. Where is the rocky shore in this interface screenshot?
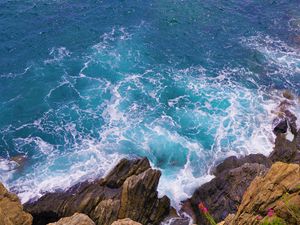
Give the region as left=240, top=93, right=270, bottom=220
left=0, top=92, right=300, bottom=225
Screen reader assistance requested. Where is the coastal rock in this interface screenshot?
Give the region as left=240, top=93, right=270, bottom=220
left=183, top=162, right=268, bottom=224
left=212, top=154, right=271, bottom=176
left=24, top=158, right=171, bottom=225
left=47, top=213, right=95, bottom=225
left=0, top=182, right=33, bottom=225
left=269, top=129, right=300, bottom=164
left=111, top=218, right=142, bottom=225
left=228, top=162, right=300, bottom=225
left=273, top=118, right=288, bottom=134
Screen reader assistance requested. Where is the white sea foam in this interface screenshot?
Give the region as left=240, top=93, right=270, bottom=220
left=4, top=28, right=298, bottom=212
left=44, top=47, right=71, bottom=64
left=241, top=34, right=300, bottom=77
left=13, top=139, right=124, bottom=203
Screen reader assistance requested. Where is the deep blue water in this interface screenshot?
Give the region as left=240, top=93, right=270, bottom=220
left=0, top=0, right=300, bottom=205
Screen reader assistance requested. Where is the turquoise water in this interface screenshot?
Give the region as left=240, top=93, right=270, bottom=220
left=0, top=0, right=300, bottom=206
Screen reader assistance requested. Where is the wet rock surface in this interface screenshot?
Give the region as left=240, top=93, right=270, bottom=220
left=24, top=157, right=171, bottom=225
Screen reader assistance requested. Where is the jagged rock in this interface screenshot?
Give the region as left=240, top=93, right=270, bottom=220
left=47, top=213, right=95, bottom=225
left=25, top=158, right=170, bottom=225
left=273, top=118, right=288, bottom=134
left=269, top=130, right=300, bottom=164
left=111, top=218, right=142, bottom=225
left=103, top=158, right=151, bottom=188
left=183, top=163, right=268, bottom=224
left=228, top=162, right=300, bottom=225
left=118, top=168, right=170, bottom=224
left=212, top=154, right=271, bottom=176
left=0, top=183, right=33, bottom=225
left=273, top=99, right=297, bottom=135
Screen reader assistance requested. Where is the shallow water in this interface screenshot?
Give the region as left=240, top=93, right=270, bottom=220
left=0, top=0, right=300, bottom=206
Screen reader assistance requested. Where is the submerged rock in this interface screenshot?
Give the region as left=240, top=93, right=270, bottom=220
left=0, top=183, right=33, bottom=225
left=24, top=157, right=171, bottom=225
left=227, top=162, right=300, bottom=225
left=47, top=213, right=95, bottom=225
left=183, top=160, right=268, bottom=224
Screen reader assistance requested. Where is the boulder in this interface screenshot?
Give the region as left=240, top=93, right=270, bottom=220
left=111, top=218, right=142, bottom=225
left=269, top=130, right=300, bottom=164
left=273, top=118, right=288, bottom=134
left=47, top=213, right=95, bottom=225
left=0, top=182, right=32, bottom=225
left=25, top=158, right=171, bottom=225
left=212, top=154, right=271, bottom=176
left=183, top=163, right=268, bottom=224
left=228, top=162, right=300, bottom=225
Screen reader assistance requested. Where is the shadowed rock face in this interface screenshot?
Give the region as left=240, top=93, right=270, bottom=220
left=183, top=160, right=268, bottom=224
left=24, top=158, right=170, bottom=225
left=226, top=162, right=300, bottom=225
left=0, top=183, right=33, bottom=225
left=270, top=129, right=300, bottom=164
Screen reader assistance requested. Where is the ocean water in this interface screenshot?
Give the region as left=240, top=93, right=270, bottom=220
left=0, top=0, right=300, bottom=207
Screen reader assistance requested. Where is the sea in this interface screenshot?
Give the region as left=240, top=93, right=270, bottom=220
left=0, top=0, right=300, bottom=208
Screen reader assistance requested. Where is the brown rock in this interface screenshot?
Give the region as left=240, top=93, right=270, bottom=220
left=25, top=158, right=170, bottom=225
left=0, top=182, right=33, bottom=225
left=212, top=154, right=271, bottom=176
left=118, top=168, right=170, bottom=225
left=111, top=218, right=142, bottom=225
left=47, top=213, right=95, bottom=225
left=183, top=163, right=268, bottom=224
left=230, top=162, right=300, bottom=225
left=103, top=158, right=151, bottom=188
left=269, top=131, right=300, bottom=164
left=283, top=90, right=295, bottom=100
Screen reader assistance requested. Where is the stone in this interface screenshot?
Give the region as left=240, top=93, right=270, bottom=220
left=269, top=131, right=300, bottom=164
left=282, top=90, right=294, bottom=100
left=25, top=158, right=171, bottom=225
left=0, top=182, right=33, bottom=225
left=229, top=162, right=300, bottom=225
left=111, top=218, right=142, bottom=225
left=273, top=118, right=288, bottom=134
left=118, top=168, right=170, bottom=224
left=47, top=213, right=95, bottom=225
left=183, top=163, right=268, bottom=224
left=212, top=154, right=271, bottom=176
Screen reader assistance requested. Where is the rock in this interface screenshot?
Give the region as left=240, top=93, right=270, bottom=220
left=229, top=162, right=300, bottom=225
left=11, top=154, right=27, bottom=167
left=212, top=154, right=271, bottom=176
left=283, top=90, right=295, bottom=100
left=25, top=158, right=171, bottom=225
left=47, top=213, right=95, bottom=225
left=103, top=158, right=151, bottom=188
left=0, top=182, right=33, bottom=225
left=269, top=131, right=300, bottom=164
left=272, top=99, right=298, bottom=135
left=183, top=163, right=268, bottom=224
left=273, top=118, right=288, bottom=134
left=111, top=218, right=142, bottom=225
left=118, top=168, right=170, bottom=224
